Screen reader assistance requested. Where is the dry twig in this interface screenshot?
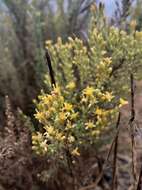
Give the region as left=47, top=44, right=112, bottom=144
left=45, top=50, right=56, bottom=87
left=129, top=73, right=137, bottom=183
left=111, top=112, right=121, bottom=190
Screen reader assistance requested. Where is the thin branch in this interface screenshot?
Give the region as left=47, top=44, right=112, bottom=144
left=129, top=73, right=137, bottom=183
left=129, top=73, right=135, bottom=123
left=111, top=112, right=121, bottom=190
left=45, top=50, right=56, bottom=88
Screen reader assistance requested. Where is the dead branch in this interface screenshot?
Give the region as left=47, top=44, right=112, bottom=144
left=111, top=112, right=121, bottom=190
left=45, top=50, right=56, bottom=88
left=129, top=73, right=137, bottom=183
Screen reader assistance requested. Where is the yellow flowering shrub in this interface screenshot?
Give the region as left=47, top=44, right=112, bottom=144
left=32, top=7, right=142, bottom=161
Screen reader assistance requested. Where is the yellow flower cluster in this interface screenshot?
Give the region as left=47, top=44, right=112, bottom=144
left=33, top=85, right=81, bottom=156
left=32, top=79, right=124, bottom=158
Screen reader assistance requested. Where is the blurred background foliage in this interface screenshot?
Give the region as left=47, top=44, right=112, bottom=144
left=0, top=0, right=142, bottom=123
left=0, top=0, right=95, bottom=121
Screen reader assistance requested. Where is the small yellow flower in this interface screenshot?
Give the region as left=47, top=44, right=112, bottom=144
left=71, top=147, right=80, bottom=156
left=95, top=108, right=103, bottom=115
left=83, top=86, right=95, bottom=97
left=56, top=132, right=65, bottom=142
left=81, top=97, right=88, bottom=103
left=49, top=107, right=56, bottom=113
left=58, top=112, right=66, bottom=124
left=43, top=95, right=52, bottom=105
left=64, top=103, right=73, bottom=111
left=35, top=112, right=45, bottom=122
left=32, top=132, right=43, bottom=142
left=92, top=130, right=100, bottom=136
left=47, top=95, right=53, bottom=101
left=66, top=122, right=74, bottom=129
left=119, top=98, right=128, bottom=107
left=102, top=92, right=114, bottom=102
left=52, top=86, right=61, bottom=96
left=68, top=136, right=75, bottom=143
left=40, top=141, right=48, bottom=152
left=45, top=40, right=52, bottom=47
left=46, top=126, right=55, bottom=135
left=68, top=37, right=74, bottom=42
left=85, top=121, right=95, bottom=129
left=66, top=81, right=76, bottom=90
left=103, top=57, right=112, bottom=65
left=70, top=112, right=78, bottom=120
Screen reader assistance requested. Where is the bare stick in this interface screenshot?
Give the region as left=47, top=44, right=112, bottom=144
left=130, top=74, right=135, bottom=123
left=45, top=50, right=56, bottom=87
left=129, top=73, right=137, bottom=183
left=111, top=112, right=121, bottom=190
